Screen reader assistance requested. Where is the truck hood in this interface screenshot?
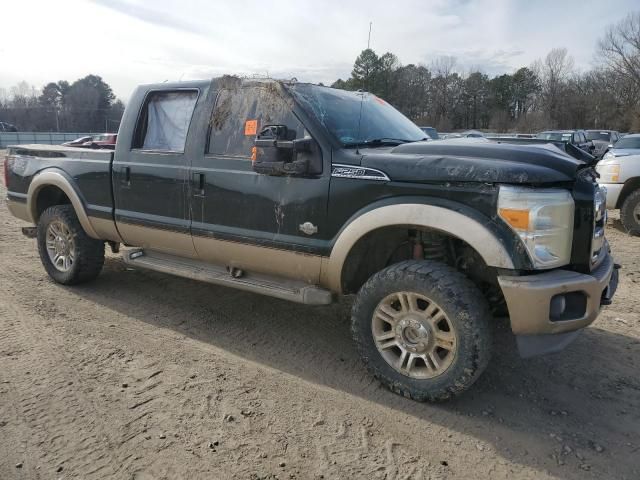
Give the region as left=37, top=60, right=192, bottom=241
left=608, top=148, right=640, bottom=158
left=360, top=139, right=586, bottom=184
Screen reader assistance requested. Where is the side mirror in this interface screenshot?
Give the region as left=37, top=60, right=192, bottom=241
left=252, top=125, right=311, bottom=176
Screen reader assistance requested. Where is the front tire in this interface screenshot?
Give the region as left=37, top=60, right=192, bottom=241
left=620, top=189, right=640, bottom=236
left=351, top=260, right=492, bottom=402
left=37, top=205, right=105, bottom=285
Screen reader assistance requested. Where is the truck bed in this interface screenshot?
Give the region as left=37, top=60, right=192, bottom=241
left=5, top=144, right=115, bottom=235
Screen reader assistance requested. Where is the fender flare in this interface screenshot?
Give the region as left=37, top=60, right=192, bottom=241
left=320, top=203, right=516, bottom=293
left=27, top=169, right=100, bottom=239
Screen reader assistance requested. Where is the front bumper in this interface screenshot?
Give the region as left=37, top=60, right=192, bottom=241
left=498, top=251, right=618, bottom=337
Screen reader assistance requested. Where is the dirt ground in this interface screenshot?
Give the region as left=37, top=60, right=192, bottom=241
left=1, top=169, right=639, bottom=480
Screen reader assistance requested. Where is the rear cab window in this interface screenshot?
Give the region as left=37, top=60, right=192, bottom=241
left=132, top=90, right=199, bottom=152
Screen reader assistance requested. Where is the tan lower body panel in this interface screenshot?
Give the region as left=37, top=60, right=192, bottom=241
left=117, top=222, right=323, bottom=284
left=88, top=216, right=121, bottom=243
left=117, top=222, right=198, bottom=258
left=193, top=235, right=322, bottom=284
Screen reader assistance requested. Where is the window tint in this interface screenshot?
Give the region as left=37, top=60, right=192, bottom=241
left=133, top=90, right=198, bottom=152
left=208, top=85, right=304, bottom=157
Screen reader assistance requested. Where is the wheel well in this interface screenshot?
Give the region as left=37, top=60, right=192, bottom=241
left=34, top=185, right=71, bottom=221
left=340, top=225, right=505, bottom=312
left=616, top=177, right=640, bottom=209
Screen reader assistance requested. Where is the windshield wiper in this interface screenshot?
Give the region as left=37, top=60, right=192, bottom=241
left=344, top=137, right=424, bottom=148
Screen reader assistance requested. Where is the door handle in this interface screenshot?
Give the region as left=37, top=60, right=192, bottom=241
left=122, top=166, right=131, bottom=186
left=193, top=172, right=205, bottom=196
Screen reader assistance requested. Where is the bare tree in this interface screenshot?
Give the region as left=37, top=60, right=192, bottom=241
left=536, top=48, right=575, bottom=127
left=598, top=12, right=640, bottom=89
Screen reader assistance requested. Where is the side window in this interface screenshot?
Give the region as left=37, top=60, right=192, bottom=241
left=581, top=133, right=587, bottom=143
left=573, top=133, right=580, bottom=144
left=132, top=90, right=198, bottom=152
left=208, top=85, right=305, bottom=158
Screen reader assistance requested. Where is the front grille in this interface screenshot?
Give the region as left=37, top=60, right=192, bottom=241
left=591, top=185, right=607, bottom=266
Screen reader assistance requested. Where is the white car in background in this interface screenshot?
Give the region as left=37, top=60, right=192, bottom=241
left=596, top=133, right=640, bottom=234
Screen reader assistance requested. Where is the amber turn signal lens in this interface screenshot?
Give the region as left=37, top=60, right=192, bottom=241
left=499, top=208, right=530, bottom=230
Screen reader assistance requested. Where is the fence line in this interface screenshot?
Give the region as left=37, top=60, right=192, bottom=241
left=0, top=132, right=92, bottom=148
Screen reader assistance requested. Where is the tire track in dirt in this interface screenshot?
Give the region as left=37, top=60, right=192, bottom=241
left=0, top=299, right=121, bottom=478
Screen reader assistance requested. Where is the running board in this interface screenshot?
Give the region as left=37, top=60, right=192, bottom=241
left=121, top=249, right=333, bottom=305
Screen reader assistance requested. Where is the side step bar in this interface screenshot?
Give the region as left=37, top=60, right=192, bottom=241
left=122, top=249, right=333, bottom=305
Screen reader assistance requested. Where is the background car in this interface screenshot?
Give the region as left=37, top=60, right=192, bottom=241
left=419, top=126, right=439, bottom=140
left=62, top=136, right=94, bottom=147
left=0, top=121, right=18, bottom=132
left=62, top=133, right=117, bottom=149
left=536, top=129, right=595, bottom=155
left=460, top=130, right=485, bottom=138
left=586, top=130, right=620, bottom=158
left=601, top=133, right=640, bottom=159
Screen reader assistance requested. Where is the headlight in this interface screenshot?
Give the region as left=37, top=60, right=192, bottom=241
left=603, top=151, right=614, bottom=159
left=498, top=186, right=574, bottom=269
left=597, top=163, right=620, bottom=183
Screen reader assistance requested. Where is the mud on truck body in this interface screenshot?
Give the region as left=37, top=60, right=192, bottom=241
left=4, top=77, right=619, bottom=401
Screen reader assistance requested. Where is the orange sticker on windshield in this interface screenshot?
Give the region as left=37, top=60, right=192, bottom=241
left=244, top=119, right=258, bottom=136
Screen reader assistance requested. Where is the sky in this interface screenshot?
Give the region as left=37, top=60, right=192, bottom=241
left=0, top=0, right=637, bottom=100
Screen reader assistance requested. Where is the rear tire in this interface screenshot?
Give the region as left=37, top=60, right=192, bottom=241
left=351, top=260, right=492, bottom=402
left=37, top=205, right=105, bottom=285
left=620, top=189, right=640, bottom=236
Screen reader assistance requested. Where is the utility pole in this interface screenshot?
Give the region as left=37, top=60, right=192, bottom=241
left=367, top=22, right=372, bottom=49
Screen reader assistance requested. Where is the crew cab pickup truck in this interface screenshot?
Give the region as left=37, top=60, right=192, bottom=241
left=4, top=77, right=619, bottom=401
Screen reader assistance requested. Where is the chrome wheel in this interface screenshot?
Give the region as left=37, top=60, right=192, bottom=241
left=45, top=220, right=75, bottom=272
left=372, top=291, right=457, bottom=379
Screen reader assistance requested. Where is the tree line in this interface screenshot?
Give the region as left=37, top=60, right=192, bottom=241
left=331, top=12, right=640, bottom=133
left=0, top=75, right=124, bottom=132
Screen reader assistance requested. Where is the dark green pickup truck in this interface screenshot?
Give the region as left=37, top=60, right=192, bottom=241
left=4, top=76, right=618, bottom=401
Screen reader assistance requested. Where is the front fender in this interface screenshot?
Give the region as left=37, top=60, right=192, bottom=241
left=320, top=202, right=517, bottom=293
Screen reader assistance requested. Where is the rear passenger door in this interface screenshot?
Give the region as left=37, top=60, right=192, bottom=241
left=113, top=88, right=200, bottom=256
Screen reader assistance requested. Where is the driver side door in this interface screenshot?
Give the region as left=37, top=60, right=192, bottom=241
left=189, top=83, right=331, bottom=283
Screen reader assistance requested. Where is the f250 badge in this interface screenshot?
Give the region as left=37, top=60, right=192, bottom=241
left=331, top=164, right=390, bottom=181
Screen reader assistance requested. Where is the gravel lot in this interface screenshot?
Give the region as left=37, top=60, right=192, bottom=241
left=1, top=163, right=639, bottom=479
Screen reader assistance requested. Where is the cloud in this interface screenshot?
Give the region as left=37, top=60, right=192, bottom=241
left=1, top=0, right=638, bottom=100
left=89, top=0, right=209, bottom=35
